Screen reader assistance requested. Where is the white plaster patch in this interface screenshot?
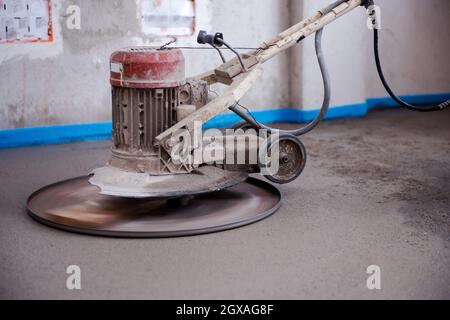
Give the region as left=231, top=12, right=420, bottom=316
left=134, top=0, right=211, bottom=47
left=0, top=0, right=63, bottom=63
left=140, top=0, right=195, bottom=36
left=0, top=0, right=51, bottom=42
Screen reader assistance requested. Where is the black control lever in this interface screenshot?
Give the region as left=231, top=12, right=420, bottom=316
left=197, top=30, right=247, bottom=72
left=197, top=30, right=224, bottom=47
left=197, top=30, right=226, bottom=63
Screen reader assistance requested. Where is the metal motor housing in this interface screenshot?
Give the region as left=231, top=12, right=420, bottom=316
left=108, top=47, right=207, bottom=174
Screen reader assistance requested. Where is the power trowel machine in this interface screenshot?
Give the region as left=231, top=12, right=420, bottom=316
left=27, top=0, right=449, bottom=237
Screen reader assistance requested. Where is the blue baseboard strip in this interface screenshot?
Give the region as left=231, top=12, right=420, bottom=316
left=1, top=92, right=449, bottom=149
left=204, top=92, right=450, bottom=129
left=0, top=122, right=113, bottom=149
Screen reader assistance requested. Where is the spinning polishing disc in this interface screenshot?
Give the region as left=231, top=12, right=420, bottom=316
left=27, top=176, right=281, bottom=238
left=88, top=165, right=249, bottom=198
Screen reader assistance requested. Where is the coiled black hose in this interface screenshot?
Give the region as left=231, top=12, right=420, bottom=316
left=230, top=27, right=330, bottom=136
left=229, top=0, right=349, bottom=136
left=231, top=0, right=448, bottom=138
left=374, top=28, right=449, bottom=112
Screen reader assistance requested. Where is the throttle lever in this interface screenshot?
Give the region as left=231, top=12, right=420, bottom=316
left=197, top=30, right=224, bottom=47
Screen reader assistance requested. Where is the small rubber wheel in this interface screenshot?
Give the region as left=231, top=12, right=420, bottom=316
left=258, top=134, right=307, bottom=184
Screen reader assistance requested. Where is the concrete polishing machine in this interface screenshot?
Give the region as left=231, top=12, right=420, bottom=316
left=27, top=0, right=449, bottom=237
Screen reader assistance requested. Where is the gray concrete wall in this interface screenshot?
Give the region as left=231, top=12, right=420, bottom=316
left=0, top=0, right=290, bottom=129
left=0, top=0, right=449, bottom=129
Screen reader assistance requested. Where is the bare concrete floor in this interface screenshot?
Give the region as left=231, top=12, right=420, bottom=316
left=0, top=109, right=449, bottom=300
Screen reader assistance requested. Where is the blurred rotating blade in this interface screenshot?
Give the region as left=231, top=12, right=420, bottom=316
left=27, top=176, right=281, bottom=238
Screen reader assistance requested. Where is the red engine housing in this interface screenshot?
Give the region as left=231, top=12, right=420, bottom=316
left=110, top=47, right=185, bottom=89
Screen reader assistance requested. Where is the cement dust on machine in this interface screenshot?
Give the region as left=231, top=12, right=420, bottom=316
left=27, top=0, right=449, bottom=237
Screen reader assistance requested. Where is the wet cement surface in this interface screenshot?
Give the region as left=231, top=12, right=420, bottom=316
left=0, top=108, right=449, bottom=299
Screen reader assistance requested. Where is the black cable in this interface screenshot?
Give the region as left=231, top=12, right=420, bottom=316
left=230, top=27, right=330, bottom=137
left=215, top=38, right=247, bottom=72
left=373, top=23, right=449, bottom=112
left=236, top=103, right=260, bottom=124
left=209, top=43, right=226, bottom=63
left=228, top=0, right=356, bottom=136
left=160, top=46, right=260, bottom=50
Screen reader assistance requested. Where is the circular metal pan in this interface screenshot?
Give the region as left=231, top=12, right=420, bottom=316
left=27, top=176, right=281, bottom=238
